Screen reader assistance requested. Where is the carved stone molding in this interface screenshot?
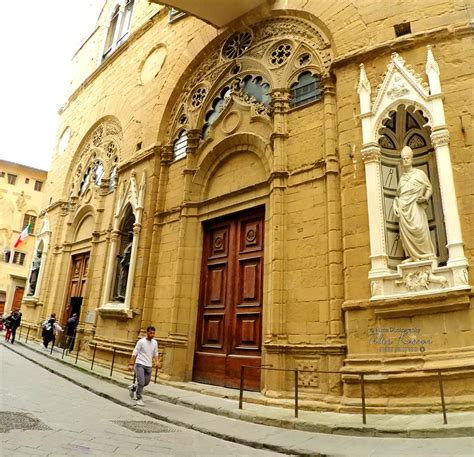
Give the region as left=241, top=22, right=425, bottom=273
left=430, top=129, right=450, bottom=148
left=361, top=143, right=381, bottom=163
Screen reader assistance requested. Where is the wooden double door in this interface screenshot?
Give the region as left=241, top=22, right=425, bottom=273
left=62, top=252, right=89, bottom=325
left=193, top=208, right=264, bottom=391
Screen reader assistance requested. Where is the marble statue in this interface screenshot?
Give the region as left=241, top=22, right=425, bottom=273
left=28, top=249, right=42, bottom=296
left=393, top=146, right=436, bottom=263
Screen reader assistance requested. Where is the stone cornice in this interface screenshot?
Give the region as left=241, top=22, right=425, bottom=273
left=331, top=23, right=473, bottom=69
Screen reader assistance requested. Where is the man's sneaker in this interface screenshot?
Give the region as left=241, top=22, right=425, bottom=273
left=128, top=384, right=137, bottom=400
left=135, top=399, right=144, bottom=406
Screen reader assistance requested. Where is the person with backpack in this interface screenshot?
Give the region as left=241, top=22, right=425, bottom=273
left=41, top=314, right=57, bottom=349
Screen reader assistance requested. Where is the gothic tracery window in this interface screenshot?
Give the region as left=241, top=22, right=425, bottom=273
left=173, top=130, right=188, bottom=161
left=290, top=71, right=321, bottom=108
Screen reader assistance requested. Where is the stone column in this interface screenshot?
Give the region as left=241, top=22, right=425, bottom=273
left=431, top=128, right=468, bottom=268
left=124, top=223, right=141, bottom=307
left=361, top=144, right=390, bottom=275
left=265, top=88, right=290, bottom=393
left=101, top=229, right=121, bottom=304
left=321, top=75, right=344, bottom=341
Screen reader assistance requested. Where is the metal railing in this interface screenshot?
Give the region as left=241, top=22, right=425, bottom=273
left=238, top=364, right=473, bottom=425
left=15, top=323, right=165, bottom=382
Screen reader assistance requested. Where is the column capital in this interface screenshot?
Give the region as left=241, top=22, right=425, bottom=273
left=430, top=128, right=450, bottom=148
left=320, top=73, right=336, bottom=96
left=186, top=129, right=201, bottom=154
left=160, top=144, right=173, bottom=164
left=361, top=143, right=381, bottom=163
left=270, top=88, right=291, bottom=114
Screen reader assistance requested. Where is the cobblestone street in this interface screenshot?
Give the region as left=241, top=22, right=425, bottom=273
left=0, top=346, right=284, bottom=456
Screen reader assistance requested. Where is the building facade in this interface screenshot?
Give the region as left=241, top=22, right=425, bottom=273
left=0, top=160, right=47, bottom=316
left=22, top=0, right=473, bottom=412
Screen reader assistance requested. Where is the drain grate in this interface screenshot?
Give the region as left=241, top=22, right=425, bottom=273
left=112, top=420, right=177, bottom=433
left=0, top=412, right=51, bottom=433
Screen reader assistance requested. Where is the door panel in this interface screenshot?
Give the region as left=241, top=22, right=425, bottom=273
left=194, top=208, right=264, bottom=390
left=12, top=287, right=25, bottom=311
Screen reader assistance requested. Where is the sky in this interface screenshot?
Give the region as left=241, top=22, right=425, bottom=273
left=0, top=1, right=105, bottom=171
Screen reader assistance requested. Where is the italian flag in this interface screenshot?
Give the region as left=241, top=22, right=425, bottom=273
left=14, top=222, right=31, bottom=248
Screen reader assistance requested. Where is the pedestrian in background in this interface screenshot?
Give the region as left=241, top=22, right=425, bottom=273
left=65, top=313, right=78, bottom=352
left=41, top=314, right=57, bottom=349
left=10, top=310, right=22, bottom=344
left=3, top=311, right=14, bottom=342
left=128, top=326, right=160, bottom=407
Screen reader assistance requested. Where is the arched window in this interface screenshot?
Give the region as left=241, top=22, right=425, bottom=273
left=108, top=166, right=117, bottom=192
left=102, top=0, right=135, bottom=61
left=202, top=87, right=231, bottom=139
left=78, top=160, right=104, bottom=195
left=173, top=130, right=188, bottom=161
left=290, top=71, right=321, bottom=108
left=239, top=75, right=271, bottom=107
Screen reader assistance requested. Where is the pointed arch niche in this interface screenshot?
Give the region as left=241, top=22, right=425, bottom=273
left=357, top=47, right=469, bottom=300
left=99, top=170, right=146, bottom=319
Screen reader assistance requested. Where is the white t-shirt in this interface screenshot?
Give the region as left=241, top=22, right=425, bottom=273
left=132, top=337, right=158, bottom=367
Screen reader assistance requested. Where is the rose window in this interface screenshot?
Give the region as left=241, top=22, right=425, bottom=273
left=270, top=43, right=292, bottom=66
left=223, top=31, right=253, bottom=59
left=191, top=87, right=207, bottom=108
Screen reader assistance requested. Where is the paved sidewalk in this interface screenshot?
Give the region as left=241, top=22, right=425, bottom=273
left=2, top=339, right=473, bottom=456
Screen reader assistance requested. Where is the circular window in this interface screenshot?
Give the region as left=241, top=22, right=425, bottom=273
left=191, top=87, right=207, bottom=108
left=269, top=43, right=292, bottom=66
left=58, top=127, right=71, bottom=155
left=223, top=31, right=253, bottom=59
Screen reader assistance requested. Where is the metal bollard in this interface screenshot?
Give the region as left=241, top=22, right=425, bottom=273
left=154, top=364, right=159, bottom=383
left=294, top=369, right=299, bottom=418
left=239, top=366, right=245, bottom=409
left=360, top=373, right=366, bottom=425
left=50, top=337, right=55, bottom=355
left=110, top=347, right=116, bottom=377
left=438, top=370, right=448, bottom=424
left=91, top=343, right=97, bottom=370
left=25, top=327, right=31, bottom=344
left=75, top=341, right=81, bottom=364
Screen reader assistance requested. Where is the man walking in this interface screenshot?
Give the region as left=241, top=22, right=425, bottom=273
left=65, top=313, right=78, bottom=352
left=128, top=326, right=160, bottom=406
left=10, top=310, right=22, bottom=344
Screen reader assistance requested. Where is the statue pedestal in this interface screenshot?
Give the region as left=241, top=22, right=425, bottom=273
left=97, top=302, right=136, bottom=320
left=370, top=259, right=470, bottom=300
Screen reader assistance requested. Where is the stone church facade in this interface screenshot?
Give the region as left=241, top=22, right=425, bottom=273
left=22, top=0, right=473, bottom=412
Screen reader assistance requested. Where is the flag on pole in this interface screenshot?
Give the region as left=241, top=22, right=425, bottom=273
left=14, top=222, right=31, bottom=248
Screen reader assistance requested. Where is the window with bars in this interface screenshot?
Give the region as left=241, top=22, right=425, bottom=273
left=12, top=251, right=26, bottom=265
left=22, top=214, right=36, bottom=232
left=290, top=72, right=321, bottom=108
left=34, top=180, right=43, bottom=191
left=173, top=131, right=188, bottom=161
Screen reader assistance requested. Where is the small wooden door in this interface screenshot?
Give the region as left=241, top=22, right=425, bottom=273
left=12, top=287, right=24, bottom=311
left=193, top=208, right=264, bottom=390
